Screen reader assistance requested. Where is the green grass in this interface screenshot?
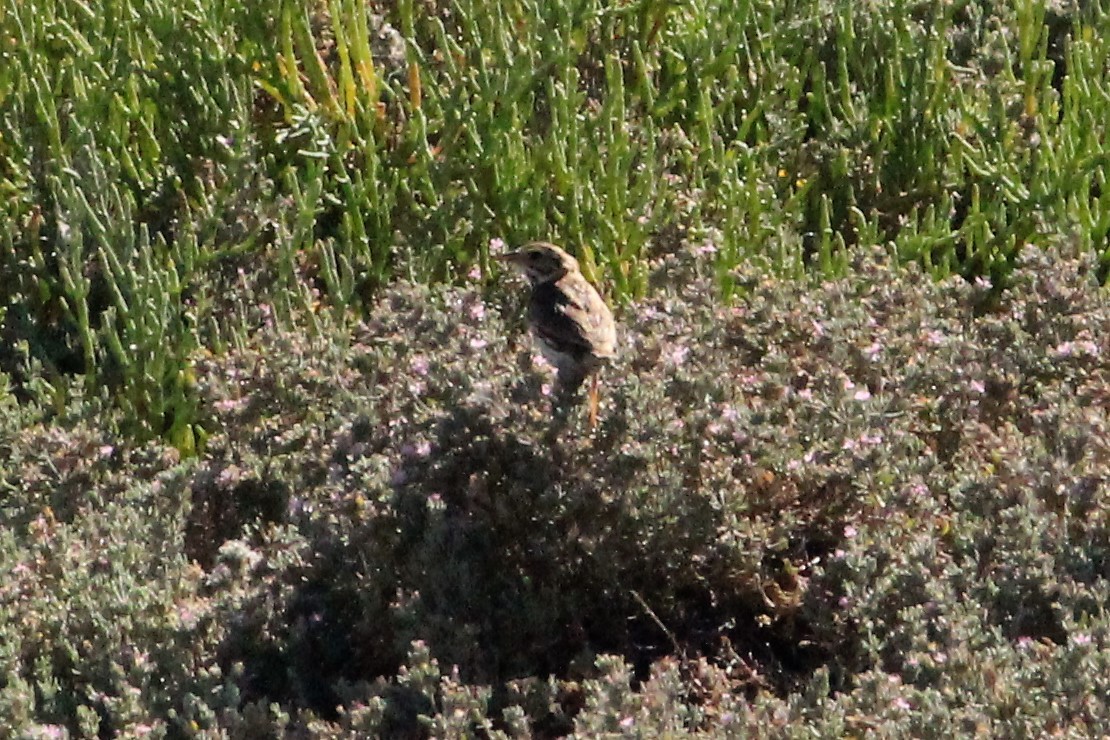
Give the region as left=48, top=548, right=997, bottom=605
left=4, top=0, right=1110, bottom=440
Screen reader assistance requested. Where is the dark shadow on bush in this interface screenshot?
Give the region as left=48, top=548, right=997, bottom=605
left=209, top=393, right=850, bottom=734
left=406, top=405, right=843, bottom=719
left=185, top=469, right=291, bottom=568
left=386, top=404, right=601, bottom=684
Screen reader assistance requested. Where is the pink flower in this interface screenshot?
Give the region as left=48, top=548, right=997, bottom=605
left=738, top=372, right=760, bottom=389
left=668, top=345, right=690, bottom=366
left=844, top=525, right=858, bottom=538
left=176, top=601, right=201, bottom=629
left=214, top=398, right=247, bottom=413
left=217, top=466, right=243, bottom=487
left=694, top=239, right=718, bottom=257
left=410, top=356, right=429, bottom=376
left=489, top=237, right=506, bottom=255
left=401, top=441, right=431, bottom=459
left=892, top=697, right=912, bottom=711
left=853, top=388, right=872, bottom=401
left=1054, top=340, right=1101, bottom=358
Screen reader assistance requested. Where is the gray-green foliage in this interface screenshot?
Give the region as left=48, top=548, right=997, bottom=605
left=2, top=249, right=1108, bottom=736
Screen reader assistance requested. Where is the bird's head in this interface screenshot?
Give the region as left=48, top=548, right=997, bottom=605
left=496, top=242, right=579, bottom=285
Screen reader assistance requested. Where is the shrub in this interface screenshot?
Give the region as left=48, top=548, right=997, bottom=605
left=3, top=247, right=1108, bottom=736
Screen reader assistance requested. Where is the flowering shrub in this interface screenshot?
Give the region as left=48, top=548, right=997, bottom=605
left=2, top=247, right=1108, bottom=736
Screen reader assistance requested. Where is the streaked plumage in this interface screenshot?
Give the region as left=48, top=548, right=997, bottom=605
left=497, top=242, right=616, bottom=393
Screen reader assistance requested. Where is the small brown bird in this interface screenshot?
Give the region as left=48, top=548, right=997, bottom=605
left=497, top=242, right=617, bottom=423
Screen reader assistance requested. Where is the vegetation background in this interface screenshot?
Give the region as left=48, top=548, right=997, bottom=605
left=2, top=0, right=1110, bottom=736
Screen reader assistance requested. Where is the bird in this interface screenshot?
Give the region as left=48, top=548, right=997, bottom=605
left=496, top=242, right=617, bottom=425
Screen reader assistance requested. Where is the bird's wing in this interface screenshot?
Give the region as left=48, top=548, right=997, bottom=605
left=530, top=282, right=595, bottom=358
left=530, top=279, right=616, bottom=359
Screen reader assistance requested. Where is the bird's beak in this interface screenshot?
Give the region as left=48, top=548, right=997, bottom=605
left=495, top=252, right=524, bottom=266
